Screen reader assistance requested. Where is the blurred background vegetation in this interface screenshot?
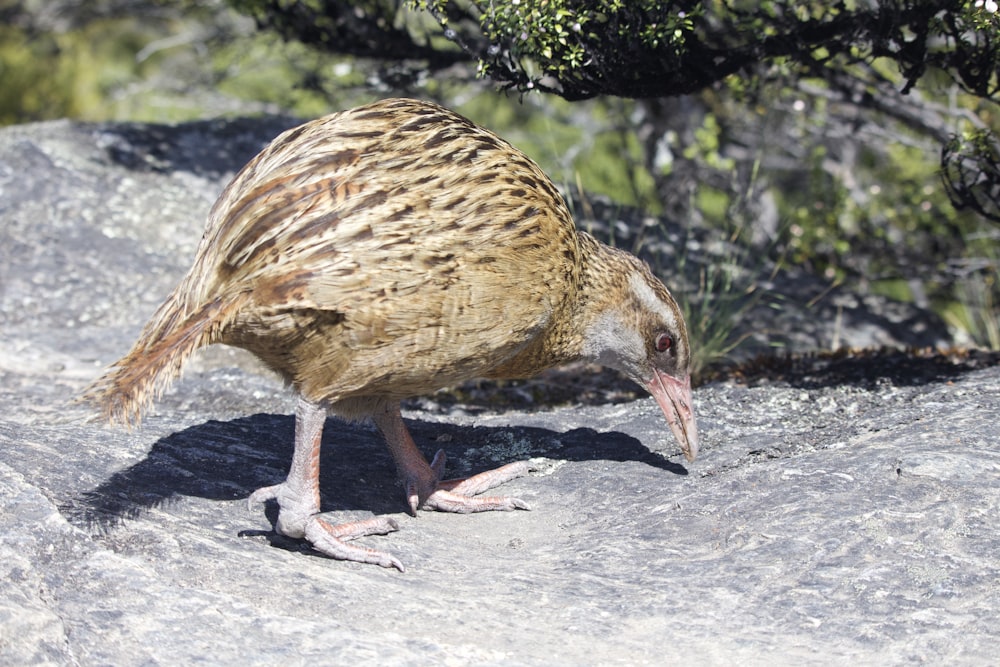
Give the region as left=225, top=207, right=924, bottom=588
left=2, top=0, right=999, bottom=367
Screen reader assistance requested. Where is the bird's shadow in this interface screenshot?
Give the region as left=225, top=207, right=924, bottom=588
left=65, top=413, right=686, bottom=542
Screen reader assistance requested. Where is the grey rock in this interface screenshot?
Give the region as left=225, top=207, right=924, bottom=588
left=1, top=118, right=997, bottom=665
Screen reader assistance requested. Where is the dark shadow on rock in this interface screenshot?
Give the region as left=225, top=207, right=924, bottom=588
left=401, top=366, right=645, bottom=415
left=66, top=413, right=686, bottom=534
left=96, top=117, right=300, bottom=180
left=705, top=348, right=1000, bottom=390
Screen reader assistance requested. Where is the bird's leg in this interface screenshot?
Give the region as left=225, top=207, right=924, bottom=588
left=249, top=395, right=404, bottom=571
left=372, top=402, right=531, bottom=515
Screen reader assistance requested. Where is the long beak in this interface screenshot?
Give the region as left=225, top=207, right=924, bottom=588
left=646, top=370, right=699, bottom=462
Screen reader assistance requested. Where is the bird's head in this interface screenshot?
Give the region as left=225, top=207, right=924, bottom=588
left=580, top=253, right=698, bottom=462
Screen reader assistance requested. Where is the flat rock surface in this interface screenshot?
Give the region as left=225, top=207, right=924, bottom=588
left=1, top=118, right=998, bottom=665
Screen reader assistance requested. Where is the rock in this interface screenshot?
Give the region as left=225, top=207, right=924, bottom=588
left=1, top=118, right=998, bottom=665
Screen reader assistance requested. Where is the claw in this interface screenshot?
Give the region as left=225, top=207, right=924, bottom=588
left=430, top=449, right=447, bottom=479
left=405, top=479, right=420, bottom=517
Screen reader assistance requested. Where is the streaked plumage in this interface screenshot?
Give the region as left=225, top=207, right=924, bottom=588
left=86, top=98, right=698, bottom=571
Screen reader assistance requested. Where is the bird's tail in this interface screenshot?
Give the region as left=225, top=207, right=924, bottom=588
left=82, top=289, right=252, bottom=427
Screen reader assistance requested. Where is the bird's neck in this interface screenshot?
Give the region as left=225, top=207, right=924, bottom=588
left=567, top=231, right=640, bottom=354
left=483, top=232, right=631, bottom=379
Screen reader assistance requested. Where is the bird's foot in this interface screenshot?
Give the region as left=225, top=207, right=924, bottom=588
left=248, top=483, right=405, bottom=571
left=405, top=450, right=533, bottom=515
left=303, top=514, right=404, bottom=572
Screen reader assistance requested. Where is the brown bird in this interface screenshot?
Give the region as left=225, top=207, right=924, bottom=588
left=86, top=98, right=698, bottom=571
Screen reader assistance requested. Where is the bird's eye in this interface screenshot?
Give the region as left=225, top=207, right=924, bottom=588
left=655, top=333, right=673, bottom=353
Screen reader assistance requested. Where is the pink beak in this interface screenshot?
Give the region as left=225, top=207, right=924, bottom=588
left=646, top=370, right=699, bottom=462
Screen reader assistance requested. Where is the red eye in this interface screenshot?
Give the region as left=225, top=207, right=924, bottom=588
left=655, top=333, right=673, bottom=352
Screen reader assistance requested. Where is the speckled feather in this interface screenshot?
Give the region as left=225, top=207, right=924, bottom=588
left=86, top=98, right=688, bottom=426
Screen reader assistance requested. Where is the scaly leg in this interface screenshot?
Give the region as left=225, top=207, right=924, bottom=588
left=249, top=396, right=404, bottom=571
left=371, top=401, right=532, bottom=515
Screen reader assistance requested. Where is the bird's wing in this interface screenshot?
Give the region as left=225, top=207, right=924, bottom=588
left=188, top=100, right=581, bottom=387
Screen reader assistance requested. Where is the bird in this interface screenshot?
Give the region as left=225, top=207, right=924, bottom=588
left=85, top=97, right=698, bottom=572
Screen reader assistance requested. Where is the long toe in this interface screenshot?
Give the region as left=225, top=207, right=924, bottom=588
left=247, top=483, right=282, bottom=510
left=438, top=460, right=533, bottom=496
left=304, top=516, right=405, bottom=572
left=422, top=488, right=530, bottom=513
